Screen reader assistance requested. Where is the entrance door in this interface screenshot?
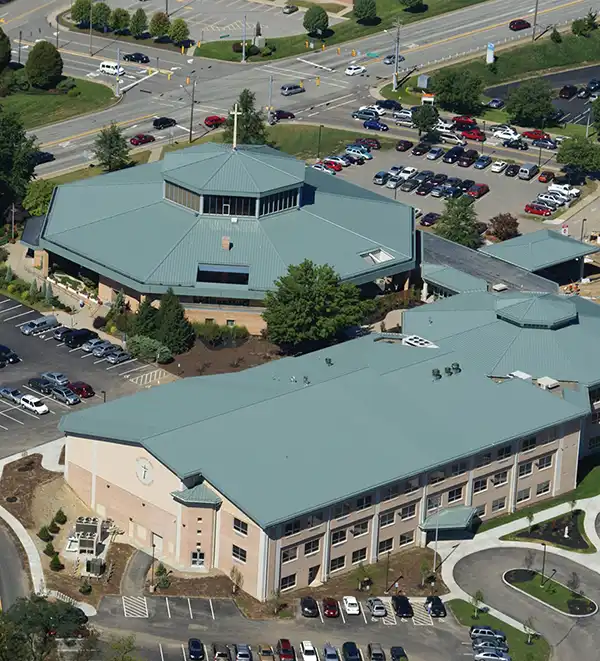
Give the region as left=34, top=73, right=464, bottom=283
left=152, top=532, right=163, bottom=554
left=308, top=565, right=320, bottom=585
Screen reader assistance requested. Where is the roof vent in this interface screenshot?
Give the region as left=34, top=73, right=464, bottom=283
left=402, top=334, right=438, bottom=348
left=492, top=283, right=509, bottom=292
left=451, top=362, right=461, bottom=374
left=325, top=357, right=333, bottom=366
left=432, top=368, right=441, bottom=381
left=538, top=376, right=560, bottom=390
left=221, top=236, right=232, bottom=250
left=509, top=370, right=532, bottom=381
left=444, top=366, right=453, bottom=376
left=303, top=376, right=310, bottom=386
left=231, top=217, right=238, bottom=224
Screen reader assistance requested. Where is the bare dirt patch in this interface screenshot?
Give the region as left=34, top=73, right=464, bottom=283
left=150, top=570, right=234, bottom=597
left=165, top=337, right=280, bottom=378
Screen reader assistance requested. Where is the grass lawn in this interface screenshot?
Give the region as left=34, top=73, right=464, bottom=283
left=479, top=456, right=600, bottom=533
left=49, top=151, right=151, bottom=185
left=295, top=0, right=347, bottom=13
left=448, top=599, right=551, bottom=661
left=195, top=0, right=491, bottom=62
left=505, top=570, right=596, bottom=615
left=0, top=80, right=115, bottom=130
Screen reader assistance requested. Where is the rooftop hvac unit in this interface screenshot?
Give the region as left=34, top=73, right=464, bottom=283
left=432, top=368, right=442, bottom=381
left=403, top=334, right=438, bottom=348
left=538, top=376, right=560, bottom=390
left=231, top=217, right=238, bottom=223
left=509, top=370, right=532, bottom=381
left=492, top=283, right=508, bottom=292
left=444, top=367, right=453, bottom=376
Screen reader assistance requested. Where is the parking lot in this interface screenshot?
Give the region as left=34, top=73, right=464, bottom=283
left=0, top=299, right=174, bottom=457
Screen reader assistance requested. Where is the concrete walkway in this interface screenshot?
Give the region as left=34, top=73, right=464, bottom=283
left=120, top=550, right=153, bottom=596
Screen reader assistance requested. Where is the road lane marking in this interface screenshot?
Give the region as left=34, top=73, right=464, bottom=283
left=188, top=597, right=193, bottom=619
left=209, top=598, right=215, bottom=619
left=165, top=597, right=171, bottom=618
left=4, top=0, right=57, bottom=24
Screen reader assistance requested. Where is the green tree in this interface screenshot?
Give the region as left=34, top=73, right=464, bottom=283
left=0, top=107, right=37, bottom=218
left=129, top=8, right=148, bottom=38
left=91, top=1, right=111, bottom=29
left=25, top=41, right=63, bottom=89
left=107, top=634, right=142, bottom=661
left=45, top=281, right=53, bottom=303
left=412, top=104, right=438, bottom=136
left=431, top=68, right=483, bottom=114
left=23, top=180, right=56, bottom=217
left=490, top=212, right=519, bottom=241
left=223, top=88, right=268, bottom=145
left=0, top=27, right=10, bottom=74
left=54, top=508, right=67, bottom=525
left=110, top=8, right=130, bottom=33
left=70, top=0, right=91, bottom=25
left=571, top=18, right=590, bottom=37
left=471, top=589, right=484, bottom=618
left=434, top=196, right=481, bottom=248
left=592, top=97, right=600, bottom=133
left=303, top=5, right=329, bottom=35
left=93, top=122, right=131, bottom=172
left=505, top=79, right=553, bottom=127
left=263, top=260, right=374, bottom=351
left=169, top=18, right=190, bottom=43
left=155, top=288, right=195, bottom=354
left=550, top=26, right=562, bottom=43
left=28, top=279, right=38, bottom=300
left=149, top=11, right=171, bottom=38
left=133, top=297, right=158, bottom=337
left=0, top=614, right=28, bottom=661
left=585, top=8, right=598, bottom=31
left=400, top=0, right=424, bottom=9
left=43, top=541, right=55, bottom=557
left=557, top=135, right=600, bottom=171
left=354, top=0, right=377, bottom=23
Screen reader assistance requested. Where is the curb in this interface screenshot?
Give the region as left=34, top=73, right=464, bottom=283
left=501, top=568, right=598, bottom=619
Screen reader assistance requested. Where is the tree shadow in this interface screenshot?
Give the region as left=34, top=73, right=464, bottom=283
left=403, top=3, right=429, bottom=14
left=306, top=28, right=335, bottom=39
left=357, top=16, right=381, bottom=26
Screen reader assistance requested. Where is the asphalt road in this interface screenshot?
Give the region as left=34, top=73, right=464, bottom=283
left=0, top=522, right=29, bottom=611
left=454, top=547, right=600, bottom=660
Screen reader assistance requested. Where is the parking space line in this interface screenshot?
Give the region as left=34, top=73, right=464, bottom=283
left=165, top=596, right=171, bottom=618
left=0, top=421, right=8, bottom=430
left=93, top=358, right=107, bottom=364
left=181, top=644, right=187, bottom=661
left=106, top=359, right=136, bottom=370
left=317, top=601, right=324, bottom=623
left=0, top=410, right=24, bottom=425
left=80, top=353, right=96, bottom=358
left=12, top=311, right=37, bottom=323
left=118, top=364, right=147, bottom=376
left=0, top=304, right=21, bottom=315
left=339, top=602, right=346, bottom=624
left=2, top=401, right=41, bottom=420
left=22, top=385, right=71, bottom=410
left=188, top=597, right=193, bottom=619
left=361, top=605, right=367, bottom=624
left=159, top=643, right=165, bottom=661
left=68, top=347, right=82, bottom=353
left=0, top=299, right=13, bottom=305
left=209, top=598, right=214, bottom=620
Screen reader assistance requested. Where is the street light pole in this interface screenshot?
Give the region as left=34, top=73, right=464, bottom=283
left=101, top=390, right=106, bottom=403
left=392, top=20, right=401, bottom=92
left=56, top=19, right=59, bottom=50
left=586, top=109, right=592, bottom=138
left=241, top=15, right=247, bottom=63
left=166, top=0, right=169, bottom=15
left=189, top=79, right=196, bottom=143
left=540, top=543, right=546, bottom=584
left=432, top=499, right=441, bottom=574
left=385, top=550, right=391, bottom=589
left=317, top=124, right=323, bottom=159
left=267, top=75, right=273, bottom=118
left=532, top=0, right=540, bottom=42
left=151, top=543, right=156, bottom=586
left=18, top=30, right=22, bottom=64
left=89, top=0, right=93, bottom=55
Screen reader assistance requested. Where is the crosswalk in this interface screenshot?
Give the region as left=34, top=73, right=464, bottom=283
left=122, top=595, right=149, bottom=617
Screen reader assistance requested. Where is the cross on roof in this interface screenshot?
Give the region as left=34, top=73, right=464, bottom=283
left=230, top=103, right=242, bottom=150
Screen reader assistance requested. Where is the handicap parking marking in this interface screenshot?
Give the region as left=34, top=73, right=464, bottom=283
left=412, top=605, right=434, bottom=626
left=122, top=595, right=149, bottom=617
left=381, top=597, right=397, bottom=625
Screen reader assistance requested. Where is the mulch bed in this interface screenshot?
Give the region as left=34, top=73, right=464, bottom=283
left=165, top=337, right=281, bottom=378
left=513, top=510, right=590, bottom=551
left=152, top=574, right=234, bottom=598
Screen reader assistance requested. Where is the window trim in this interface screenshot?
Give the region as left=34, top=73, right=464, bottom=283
left=518, top=461, right=533, bottom=478
left=281, top=546, right=298, bottom=564
left=331, top=529, right=347, bottom=546
left=516, top=487, right=531, bottom=504
left=473, top=478, right=488, bottom=494
left=280, top=574, right=296, bottom=591
left=232, top=544, right=247, bottom=564
left=353, top=521, right=369, bottom=538
left=378, top=538, right=394, bottom=554
left=400, top=503, right=417, bottom=520
left=380, top=511, right=395, bottom=528
left=330, top=555, right=346, bottom=573
left=233, top=517, right=248, bottom=536
left=447, top=486, right=463, bottom=504
left=351, top=547, right=367, bottom=565
left=536, top=480, right=551, bottom=496
left=537, top=455, right=553, bottom=471
left=491, top=497, right=506, bottom=513
left=398, top=531, right=414, bottom=547
left=304, top=539, right=320, bottom=557
left=493, top=470, right=508, bottom=487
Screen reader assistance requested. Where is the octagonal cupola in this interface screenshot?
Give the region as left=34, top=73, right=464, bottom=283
left=495, top=293, right=578, bottom=330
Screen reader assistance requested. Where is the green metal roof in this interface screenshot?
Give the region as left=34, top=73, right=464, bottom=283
left=404, top=291, right=600, bottom=386
left=479, top=229, right=598, bottom=272
left=171, top=483, right=222, bottom=506
left=39, top=145, right=415, bottom=297
left=59, top=330, right=588, bottom=528
left=422, top=262, right=488, bottom=293
left=420, top=506, right=477, bottom=531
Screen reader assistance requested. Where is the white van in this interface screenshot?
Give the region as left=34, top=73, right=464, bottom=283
left=439, top=131, right=466, bottom=146
left=100, top=61, right=125, bottom=76
left=518, top=163, right=539, bottom=180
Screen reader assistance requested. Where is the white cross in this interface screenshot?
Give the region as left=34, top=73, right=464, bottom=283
left=230, top=103, right=242, bottom=150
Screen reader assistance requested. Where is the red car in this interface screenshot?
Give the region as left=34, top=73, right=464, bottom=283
left=452, top=115, right=476, bottom=126
left=525, top=202, right=552, bottom=217
left=461, top=128, right=486, bottom=142
left=276, top=639, right=295, bottom=661
left=467, top=183, right=489, bottom=198
left=322, top=597, right=339, bottom=618
left=322, top=159, right=342, bottom=172
left=129, top=133, right=155, bottom=146
left=68, top=381, right=95, bottom=398
left=204, top=115, right=226, bottom=128
left=521, top=129, right=551, bottom=141
left=396, top=139, right=414, bottom=152
left=509, top=19, right=531, bottom=31
left=538, top=171, right=555, bottom=183
left=355, top=137, right=380, bottom=150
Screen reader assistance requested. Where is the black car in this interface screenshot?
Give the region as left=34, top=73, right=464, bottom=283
left=53, top=326, right=73, bottom=342
left=30, top=150, right=55, bottom=166
left=420, top=212, right=440, bottom=226
left=431, top=173, right=448, bottom=186
left=578, top=87, right=591, bottom=99
left=425, top=595, right=446, bottom=617
left=454, top=121, right=477, bottom=132
left=342, top=643, right=360, bottom=661
left=416, top=181, right=434, bottom=196
left=559, top=84, right=577, bottom=99
left=188, top=639, right=205, bottom=660
left=443, top=146, right=464, bottom=163
left=505, top=163, right=520, bottom=177
left=153, top=117, right=177, bottom=130
left=274, top=109, right=295, bottom=120
left=459, top=178, right=475, bottom=192
left=300, top=596, right=319, bottom=617
left=458, top=149, right=479, bottom=167
left=446, top=176, right=462, bottom=188
left=412, top=142, right=432, bottom=156
left=0, top=345, right=20, bottom=363
left=377, top=99, right=403, bottom=112
left=503, top=138, right=528, bottom=150
left=589, top=78, right=600, bottom=92
left=64, top=329, right=98, bottom=349
left=390, top=648, right=407, bottom=661
left=549, top=108, right=566, bottom=123
left=28, top=377, right=53, bottom=395
left=123, top=52, right=150, bottom=63
left=443, top=186, right=462, bottom=198
left=401, top=178, right=420, bottom=192
left=396, top=139, right=414, bottom=152
left=532, top=138, right=558, bottom=150
left=344, top=154, right=365, bottom=165
left=414, top=170, right=435, bottom=184
left=392, top=595, right=414, bottom=618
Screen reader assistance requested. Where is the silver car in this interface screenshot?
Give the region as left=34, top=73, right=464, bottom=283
left=106, top=350, right=132, bottom=364
left=0, top=387, right=24, bottom=404
left=366, top=597, right=387, bottom=617
left=50, top=386, right=80, bottom=406
left=82, top=338, right=111, bottom=353
left=41, top=371, right=69, bottom=386
left=473, top=651, right=511, bottom=661
left=93, top=343, right=119, bottom=358
left=472, top=639, right=509, bottom=654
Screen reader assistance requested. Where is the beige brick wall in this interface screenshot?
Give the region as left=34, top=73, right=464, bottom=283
left=184, top=308, right=266, bottom=335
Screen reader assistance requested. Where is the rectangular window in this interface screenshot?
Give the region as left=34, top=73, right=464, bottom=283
left=306, top=511, right=324, bottom=528
left=352, top=548, right=367, bottom=564
left=497, top=445, right=512, bottom=460
left=204, top=194, right=255, bottom=217
left=284, top=520, right=301, bottom=537
left=448, top=487, right=463, bottom=503
left=191, top=551, right=205, bottom=566
left=492, top=497, right=506, bottom=513
left=353, top=521, right=369, bottom=537
left=404, top=477, right=419, bottom=494
left=356, top=495, right=372, bottom=511
left=165, top=182, right=201, bottom=212
left=475, top=504, right=486, bottom=518
left=304, top=539, right=320, bottom=556
left=232, top=544, right=247, bottom=563
left=196, top=265, right=250, bottom=286
left=429, top=470, right=446, bottom=485
left=259, top=189, right=299, bottom=216
left=400, top=503, right=416, bottom=520
left=536, top=481, right=551, bottom=496
left=476, top=453, right=492, bottom=468
left=333, top=502, right=351, bottom=519
left=473, top=478, right=487, bottom=494
left=545, top=427, right=558, bottom=443
left=233, top=518, right=248, bottom=535
left=493, top=470, right=508, bottom=486
left=378, top=538, right=393, bottom=554
left=382, top=483, right=400, bottom=501
left=280, top=574, right=296, bottom=591
left=537, top=455, right=552, bottom=470
left=592, top=410, right=600, bottom=424
left=522, top=437, right=537, bottom=452
left=380, top=511, right=395, bottom=528
left=281, top=547, right=297, bottom=564
left=399, top=531, right=414, bottom=547
left=589, top=436, right=600, bottom=451
left=451, top=461, right=467, bottom=476
left=427, top=494, right=441, bottom=511
left=516, top=487, right=531, bottom=503
left=331, top=529, right=347, bottom=546
left=330, top=556, right=346, bottom=572
left=519, top=462, right=533, bottom=478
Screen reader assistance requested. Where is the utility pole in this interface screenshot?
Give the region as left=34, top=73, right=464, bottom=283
left=11, top=204, right=15, bottom=242
left=189, top=79, right=196, bottom=143
left=586, top=109, right=592, bottom=138
left=392, top=19, right=401, bottom=92
left=18, top=30, right=22, bottom=64
left=115, top=47, right=121, bottom=97
left=166, top=0, right=169, bottom=15
left=89, top=0, right=93, bottom=55
left=581, top=217, right=587, bottom=242
left=267, top=75, right=273, bottom=119
left=532, top=0, right=540, bottom=42
left=55, top=19, right=59, bottom=49
left=432, top=500, right=441, bottom=574
left=242, top=14, right=247, bottom=63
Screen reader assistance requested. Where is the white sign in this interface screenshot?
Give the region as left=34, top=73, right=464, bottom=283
left=486, top=42, right=495, bottom=65
left=561, top=224, right=569, bottom=236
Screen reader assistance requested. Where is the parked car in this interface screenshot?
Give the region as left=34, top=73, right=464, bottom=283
left=282, top=4, right=298, bottom=13
left=459, top=178, right=475, bottom=191
left=443, top=146, right=465, bottom=163
left=21, top=315, right=59, bottom=336
left=425, top=595, right=447, bottom=617
left=28, top=377, right=53, bottom=395
left=93, top=343, right=119, bottom=358
left=68, top=382, right=95, bottom=398
left=299, top=642, right=318, bottom=661
left=416, top=181, right=434, bottom=196
left=259, top=646, right=275, bottom=661
left=467, top=183, right=489, bottom=198
left=414, top=170, right=435, bottom=184
left=509, top=18, right=531, bottom=30
left=341, top=643, right=360, bottom=661
left=462, top=128, right=486, bottom=142
left=41, top=371, right=70, bottom=386
left=473, top=652, right=511, bottom=661
left=420, top=212, right=440, bottom=226
left=505, top=164, right=520, bottom=177
left=538, top=170, right=555, bottom=183
left=363, top=119, right=389, bottom=131
left=487, top=98, right=505, bottom=109
left=276, top=641, right=295, bottom=661
left=367, top=644, right=385, bottom=661
left=188, top=639, right=205, bottom=661
left=397, top=166, right=418, bottom=181
left=312, top=163, right=335, bottom=174
left=360, top=104, right=386, bottom=116
left=106, top=349, right=132, bottom=364
left=521, top=129, right=551, bottom=141
left=386, top=175, right=402, bottom=189
left=322, top=159, right=342, bottom=172
left=366, top=598, right=387, bottom=617
left=50, top=386, right=80, bottom=406
left=532, top=138, right=558, bottom=150
left=470, top=626, right=507, bottom=642
left=502, top=139, right=528, bottom=150
left=0, top=345, right=19, bottom=363
left=345, top=65, right=366, bottom=76
left=377, top=99, right=402, bottom=111
left=65, top=329, right=99, bottom=349
left=345, top=145, right=372, bottom=160
left=373, top=171, right=390, bottom=185
left=129, top=133, right=155, bottom=146
left=204, top=115, right=227, bottom=128
left=354, top=137, right=380, bottom=150
left=412, top=142, right=432, bottom=156
left=301, top=596, right=319, bottom=618
left=82, top=338, right=110, bottom=353
left=452, top=115, right=476, bottom=125
left=392, top=595, right=414, bottom=618
left=548, top=182, right=580, bottom=197
left=525, top=202, right=553, bottom=217
left=491, top=160, right=507, bottom=173
left=537, top=193, right=564, bottom=208
left=472, top=639, right=509, bottom=653
left=577, top=87, right=591, bottom=99
left=323, top=645, right=338, bottom=661
left=0, top=387, right=23, bottom=404
left=123, top=52, right=150, bottom=63
left=458, top=149, right=479, bottom=167
left=427, top=146, right=445, bottom=160
left=53, top=326, right=72, bottom=341
left=322, top=598, right=339, bottom=618
left=352, top=109, right=378, bottom=121
left=324, top=156, right=349, bottom=167
left=401, top=178, right=420, bottom=192
left=153, top=117, right=177, bottom=130
left=390, top=648, right=408, bottom=661
left=474, top=155, right=492, bottom=169
left=396, top=139, right=413, bottom=152
left=431, top=173, right=448, bottom=186
left=342, top=596, right=360, bottom=615
left=236, top=645, right=252, bottom=661
left=559, top=84, right=577, bottom=99
left=214, top=645, right=231, bottom=661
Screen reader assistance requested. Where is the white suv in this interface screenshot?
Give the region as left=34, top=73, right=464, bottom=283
left=397, top=166, right=418, bottom=181
left=548, top=182, right=580, bottom=198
